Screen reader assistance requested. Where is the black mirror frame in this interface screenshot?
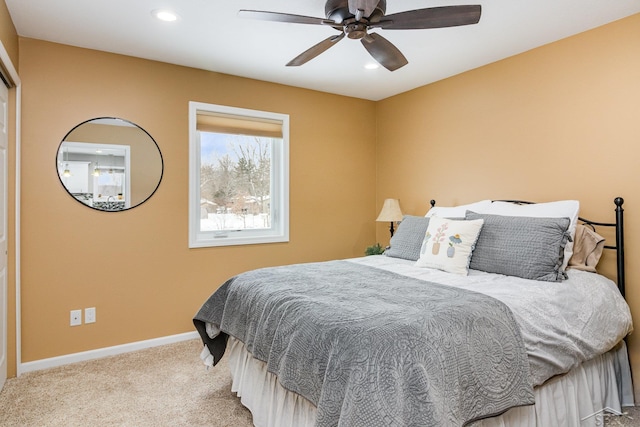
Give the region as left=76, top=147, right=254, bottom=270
left=56, top=117, right=164, bottom=212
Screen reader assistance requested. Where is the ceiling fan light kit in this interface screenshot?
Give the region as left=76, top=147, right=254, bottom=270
left=239, top=0, right=481, bottom=71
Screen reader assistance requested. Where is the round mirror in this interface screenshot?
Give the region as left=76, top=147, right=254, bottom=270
left=56, top=117, right=164, bottom=212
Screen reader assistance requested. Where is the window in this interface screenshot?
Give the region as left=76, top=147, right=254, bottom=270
left=189, top=102, right=289, bottom=247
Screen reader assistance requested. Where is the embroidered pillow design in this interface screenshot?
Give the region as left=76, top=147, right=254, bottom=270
left=416, top=217, right=484, bottom=275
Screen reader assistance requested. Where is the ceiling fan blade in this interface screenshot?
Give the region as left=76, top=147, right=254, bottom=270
left=286, top=33, right=346, bottom=67
left=348, top=0, right=380, bottom=19
left=361, top=33, right=407, bottom=71
left=376, top=5, right=481, bottom=30
left=238, top=10, right=335, bottom=26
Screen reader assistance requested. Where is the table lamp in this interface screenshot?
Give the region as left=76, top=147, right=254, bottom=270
left=376, top=198, right=403, bottom=238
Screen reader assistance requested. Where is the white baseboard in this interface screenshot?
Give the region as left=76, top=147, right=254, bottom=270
left=19, top=331, right=200, bottom=375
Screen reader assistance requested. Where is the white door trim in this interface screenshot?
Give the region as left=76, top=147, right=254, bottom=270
left=0, top=78, right=7, bottom=390
left=0, top=40, right=22, bottom=377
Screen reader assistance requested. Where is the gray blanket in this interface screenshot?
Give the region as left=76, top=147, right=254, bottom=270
left=194, top=261, right=534, bottom=426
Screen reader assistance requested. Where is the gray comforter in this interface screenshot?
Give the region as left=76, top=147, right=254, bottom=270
left=194, top=260, right=534, bottom=426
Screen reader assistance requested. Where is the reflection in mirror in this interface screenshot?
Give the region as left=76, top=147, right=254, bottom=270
left=57, top=118, right=163, bottom=211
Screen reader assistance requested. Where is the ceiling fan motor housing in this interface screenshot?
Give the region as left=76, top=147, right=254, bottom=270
left=325, top=0, right=387, bottom=23
left=345, top=23, right=368, bottom=39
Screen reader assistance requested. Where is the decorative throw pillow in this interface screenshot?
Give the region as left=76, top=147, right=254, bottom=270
left=385, top=216, right=431, bottom=261
left=415, top=217, right=484, bottom=275
left=567, top=224, right=605, bottom=273
left=465, top=211, right=571, bottom=282
left=472, top=200, right=579, bottom=273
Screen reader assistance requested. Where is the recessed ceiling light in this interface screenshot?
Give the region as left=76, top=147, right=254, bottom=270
left=152, top=9, right=179, bottom=22
left=364, top=63, right=380, bottom=70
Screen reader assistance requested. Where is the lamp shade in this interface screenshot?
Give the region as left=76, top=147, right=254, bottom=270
left=376, top=199, right=403, bottom=222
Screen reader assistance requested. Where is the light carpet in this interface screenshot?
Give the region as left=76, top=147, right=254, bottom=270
left=0, top=339, right=252, bottom=426
left=0, top=339, right=637, bottom=426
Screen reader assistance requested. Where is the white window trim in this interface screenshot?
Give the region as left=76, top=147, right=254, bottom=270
left=188, top=101, right=289, bottom=248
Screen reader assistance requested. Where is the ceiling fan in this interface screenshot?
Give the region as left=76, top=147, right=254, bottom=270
left=238, top=0, right=481, bottom=71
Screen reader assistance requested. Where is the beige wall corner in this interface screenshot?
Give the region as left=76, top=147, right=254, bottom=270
left=376, top=13, right=640, bottom=400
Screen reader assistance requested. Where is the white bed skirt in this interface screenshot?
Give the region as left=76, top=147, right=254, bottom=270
left=225, top=337, right=634, bottom=427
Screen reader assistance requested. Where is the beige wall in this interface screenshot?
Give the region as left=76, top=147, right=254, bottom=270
left=18, top=38, right=376, bottom=363
left=0, top=0, right=17, bottom=66
left=376, top=13, right=640, bottom=399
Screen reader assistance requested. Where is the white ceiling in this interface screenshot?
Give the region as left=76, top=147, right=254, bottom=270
left=6, top=0, right=640, bottom=101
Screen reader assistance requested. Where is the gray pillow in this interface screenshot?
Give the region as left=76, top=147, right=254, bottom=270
left=465, top=211, right=570, bottom=282
left=385, top=216, right=430, bottom=261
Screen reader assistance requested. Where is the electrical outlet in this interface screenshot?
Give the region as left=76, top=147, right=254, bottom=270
left=70, top=309, right=82, bottom=326
left=85, top=307, right=96, bottom=324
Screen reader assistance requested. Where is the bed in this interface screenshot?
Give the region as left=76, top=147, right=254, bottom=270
left=194, top=198, right=634, bottom=427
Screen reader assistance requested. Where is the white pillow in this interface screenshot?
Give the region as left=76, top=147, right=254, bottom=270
left=473, top=200, right=580, bottom=272
left=416, top=217, right=484, bottom=275
left=425, top=200, right=492, bottom=219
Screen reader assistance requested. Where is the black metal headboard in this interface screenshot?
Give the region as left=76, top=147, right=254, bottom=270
left=579, top=197, right=625, bottom=298
left=428, top=197, right=626, bottom=297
